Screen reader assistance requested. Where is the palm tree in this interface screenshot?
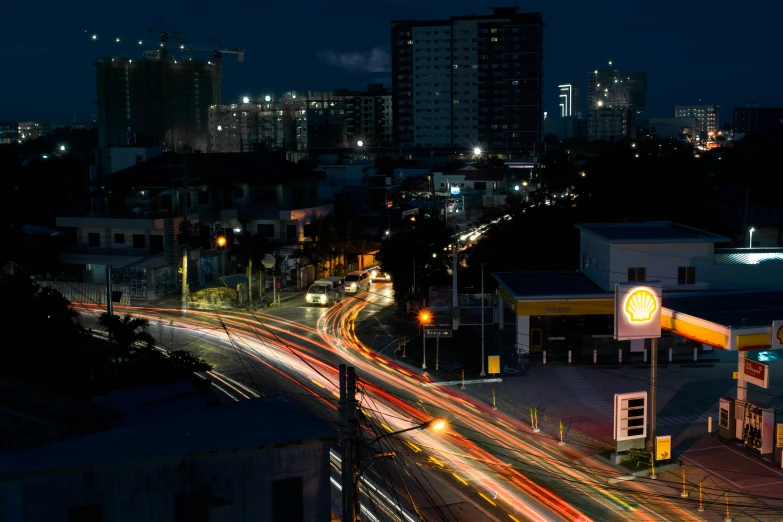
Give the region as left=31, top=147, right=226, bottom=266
left=98, top=313, right=156, bottom=361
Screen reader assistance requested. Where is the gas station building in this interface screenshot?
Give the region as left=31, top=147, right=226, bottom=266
left=493, top=222, right=783, bottom=373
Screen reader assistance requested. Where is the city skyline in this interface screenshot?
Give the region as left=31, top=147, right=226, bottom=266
left=2, top=0, right=781, bottom=124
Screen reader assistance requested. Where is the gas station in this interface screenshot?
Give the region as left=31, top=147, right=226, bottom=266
left=492, top=221, right=783, bottom=461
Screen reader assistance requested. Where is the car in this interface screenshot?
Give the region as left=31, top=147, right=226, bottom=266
left=306, top=279, right=344, bottom=306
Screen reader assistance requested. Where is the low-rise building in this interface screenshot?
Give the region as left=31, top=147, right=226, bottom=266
left=0, top=397, right=336, bottom=522
left=0, top=121, right=18, bottom=144
left=586, top=109, right=635, bottom=141
left=56, top=152, right=331, bottom=301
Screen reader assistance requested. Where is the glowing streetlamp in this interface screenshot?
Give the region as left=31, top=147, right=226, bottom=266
left=419, top=310, right=431, bottom=370
left=366, top=417, right=447, bottom=444
left=242, top=96, right=250, bottom=104
left=749, top=227, right=755, bottom=248
left=264, top=95, right=271, bottom=102
left=59, top=145, right=66, bottom=152
left=473, top=147, right=482, bottom=156
left=357, top=140, right=364, bottom=148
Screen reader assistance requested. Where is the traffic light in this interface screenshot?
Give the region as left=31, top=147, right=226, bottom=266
left=614, top=391, right=647, bottom=442
left=216, top=233, right=227, bottom=251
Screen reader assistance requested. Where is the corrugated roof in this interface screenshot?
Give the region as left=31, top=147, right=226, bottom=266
left=0, top=397, right=336, bottom=477
left=575, top=222, right=729, bottom=243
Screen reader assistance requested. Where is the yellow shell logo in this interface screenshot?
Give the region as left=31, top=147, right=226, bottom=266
left=777, top=325, right=783, bottom=345
left=624, top=289, right=657, bottom=323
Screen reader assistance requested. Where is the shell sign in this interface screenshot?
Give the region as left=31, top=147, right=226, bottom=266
left=615, top=282, right=662, bottom=341
left=772, top=320, right=783, bottom=350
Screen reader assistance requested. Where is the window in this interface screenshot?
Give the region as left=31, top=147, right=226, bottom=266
left=69, top=504, right=102, bottom=522
left=88, top=233, right=100, bottom=248
left=273, top=477, right=303, bottom=522
left=258, top=224, right=274, bottom=238
left=114, top=233, right=125, bottom=244
left=677, top=266, right=696, bottom=285
left=133, top=234, right=145, bottom=249
left=627, top=267, right=646, bottom=282
left=150, top=235, right=163, bottom=253
left=254, top=189, right=277, bottom=204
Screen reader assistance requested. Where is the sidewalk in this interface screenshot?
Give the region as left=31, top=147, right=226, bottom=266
left=354, top=310, right=783, bottom=519
left=130, top=286, right=304, bottom=311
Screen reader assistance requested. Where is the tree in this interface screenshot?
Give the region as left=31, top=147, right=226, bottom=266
left=98, top=313, right=156, bottom=361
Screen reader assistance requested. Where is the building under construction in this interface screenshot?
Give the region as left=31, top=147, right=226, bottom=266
left=95, top=51, right=215, bottom=152
left=208, top=92, right=346, bottom=153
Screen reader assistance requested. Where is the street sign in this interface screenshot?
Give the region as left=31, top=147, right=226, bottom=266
left=743, top=359, right=769, bottom=389
left=424, top=328, right=452, bottom=338
left=488, top=355, right=500, bottom=375
left=655, top=435, right=671, bottom=460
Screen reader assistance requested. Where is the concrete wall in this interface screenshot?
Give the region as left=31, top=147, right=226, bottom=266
left=579, top=231, right=612, bottom=290
left=609, top=241, right=713, bottom=290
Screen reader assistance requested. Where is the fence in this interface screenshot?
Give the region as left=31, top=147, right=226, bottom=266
left=39, top=280, right=132, bottom=307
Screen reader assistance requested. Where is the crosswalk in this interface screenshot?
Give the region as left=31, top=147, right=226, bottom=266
left=555, top=367, right=614, bottom=418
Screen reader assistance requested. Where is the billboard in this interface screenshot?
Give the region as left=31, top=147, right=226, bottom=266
left=743, top=359, right=769, bottom=389
left=614, top=282, right=662, bottom=341
left=428, top=286, right=452, bottom=312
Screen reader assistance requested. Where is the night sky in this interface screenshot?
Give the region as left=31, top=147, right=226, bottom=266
left=2, top=0, right=779, bottom=125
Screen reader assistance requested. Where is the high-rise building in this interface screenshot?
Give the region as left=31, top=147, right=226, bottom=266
left=95, top=54, right=215, bottom=152
left=558, top=84, right=581, bottom=118
left=391, top=7, right=544, bottom=155
left=586, top=62, right=645, bottom=141
left=17, top=122, right=44, bottom=142
left=674, top=105, right=719, bottom=138
left=733, top=105, right=783, bottom=137
left=334, top=84, right=393, bottom=148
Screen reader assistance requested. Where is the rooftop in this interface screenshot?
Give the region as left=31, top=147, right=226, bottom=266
left=493, top=271, right=609, bottom=299
left=0, top=396, right=336, bottom=477
left=575, top=222, right=730, bottom=244
left=97, top=152, right=324, bottom=189
left=662, top=291, right=783, bottom=329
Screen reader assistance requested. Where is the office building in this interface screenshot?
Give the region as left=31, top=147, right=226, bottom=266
left=734, top=105, right=783, bottom=137
left=391, top=7, right=544, bottom=155
left=674, top=105, right=719, bottom=138
left=334, top=83, right=393, bottom=148
left=558, top=84, right=581, bottom=118
left=95, top=54, right=215, bottom=152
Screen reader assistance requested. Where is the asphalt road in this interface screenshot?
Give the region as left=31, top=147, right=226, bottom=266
left=75, top=285, right=740, bottom=521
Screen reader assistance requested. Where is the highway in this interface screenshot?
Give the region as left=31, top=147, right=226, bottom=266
left=76, top=283, right=710, bottom=521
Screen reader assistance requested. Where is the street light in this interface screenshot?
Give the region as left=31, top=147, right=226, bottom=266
left=473, top=147, right=482, bottom=156
left=749, top=227, right=755, bottom=248
left=357, top=140, right=364, bottom=148
left=514, top=185, right=520, bottom=191
left=367, top=417, right=447, bottom=444
left=242, top=96, right=250, bottom=104
left=59, top=145, right=66, bottom=151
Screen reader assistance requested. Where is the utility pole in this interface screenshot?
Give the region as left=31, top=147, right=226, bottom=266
left=247, top=258, right=252, bottom=303
left=181, top=248, right=189, bottom=311
left=649, top=337, right=658, bottom=448
left=480, top=262, right=486, bottom=376
left=340, top=366, right=357, bottom=522
left=452, top=248, right=459, bottom=331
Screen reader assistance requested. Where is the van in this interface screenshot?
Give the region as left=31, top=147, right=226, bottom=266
left=344, top=271, right=370, bottom=293
left=306, top=278, right=344, bottom=306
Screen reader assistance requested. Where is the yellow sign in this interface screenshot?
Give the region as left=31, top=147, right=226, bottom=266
left=624, top=289, right=658, bottom=323
left=515, top=299, right=614, bottom=317
left=488, top=355, right=500, bottom=375
left=777, top=424, right=783, bottom=448
left=655, top=435, right=671, bottom=461
left=733, top=371, right=738, bottom=380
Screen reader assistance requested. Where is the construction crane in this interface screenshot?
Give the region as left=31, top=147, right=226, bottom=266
left=182, top=33, right=245, bottom=106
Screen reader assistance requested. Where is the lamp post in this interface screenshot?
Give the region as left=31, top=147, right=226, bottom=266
left=367, top=417, right=447, bottom=445
left=749, top=227, right=755, bottom=248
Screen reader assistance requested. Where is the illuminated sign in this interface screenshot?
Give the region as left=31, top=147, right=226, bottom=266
left=655, top=435, right=671, bottom=460
left=450, top=185, right=461, bottom=195
left=614, top=391, right=647, bottom=441
left=773, top=320, right=783, bottom=350
left=743, top=359, right=769, bottom=389
left=614, top=282, right=662, bottom=341
left=488, top=355, right=500, bottom=375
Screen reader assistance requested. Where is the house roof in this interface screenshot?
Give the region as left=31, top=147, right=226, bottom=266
left=0, top=396, right=336, bottom=477
left=493, top=271, right=609, bottom=300
left=575, top=222, right=730, bottom=244
left=96, top=152, right=324, bottom=188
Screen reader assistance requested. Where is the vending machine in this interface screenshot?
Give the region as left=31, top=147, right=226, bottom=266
left=740, top=401, right=775, bottom=455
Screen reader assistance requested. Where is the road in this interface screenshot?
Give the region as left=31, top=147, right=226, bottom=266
left=76, top=285, right=729, bottom=521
